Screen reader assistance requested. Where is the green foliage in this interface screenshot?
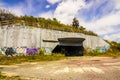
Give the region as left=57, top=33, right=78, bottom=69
left=85, top=51, right=120, bottom=58
left=0, top=72, right=23, bottom=80
left=0, top=9, right=97, bottom=36
left=0, top=72, right=6, bottom=79
left=38, top=48, right=44, bottom=55
left=79, top=26, right=86, bottom=31
left=72, top=17, right=79, bottom=28
left=84, top=50, right=101, bottom=56
left=84, top=41, right=120, bottom=57
left=0, top=54, right=65, bottom=65
left=0, top=9, right=15, bottom=20
left=20, top=16, right=98, bottom=36
left=0, top=9, right=16, bottom=26
left=107, top=41, right=120, bottom=50
left=104, top=44, right=120, bottom=58
left=85, top=47, right=120, bottom=58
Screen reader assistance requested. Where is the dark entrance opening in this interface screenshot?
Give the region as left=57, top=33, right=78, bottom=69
left=52, top=38, right=85, bottom=56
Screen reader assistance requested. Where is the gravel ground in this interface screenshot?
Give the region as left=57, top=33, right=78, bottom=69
left=0, top=57, right=120, bottom=80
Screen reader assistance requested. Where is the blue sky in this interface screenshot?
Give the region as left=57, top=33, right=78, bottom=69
left=0, top=0, right=120, bottom=42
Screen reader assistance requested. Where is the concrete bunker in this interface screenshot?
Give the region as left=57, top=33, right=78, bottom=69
left=52, top=38, right=85, bottom=56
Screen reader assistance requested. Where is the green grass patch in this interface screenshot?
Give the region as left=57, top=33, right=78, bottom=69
left=84, top=50, right=120, bottom=58
left=0, top=54, right=65, bottom=65
left=0, top=72, right=24, bottom=80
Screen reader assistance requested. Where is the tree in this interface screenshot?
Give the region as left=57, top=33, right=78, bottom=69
left=72, top=17, right=79, bottom=28
left=80, top=26, right=86, bottom=31
left=0, top=9, right=15, bottom=26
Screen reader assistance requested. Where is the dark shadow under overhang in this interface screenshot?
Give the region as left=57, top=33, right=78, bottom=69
left=58, top=38, right=85, bottom=46
left=52, top=38, right=85, bottom=56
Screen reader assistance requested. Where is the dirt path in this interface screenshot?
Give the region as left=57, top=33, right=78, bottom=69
left=0, top=57, right=120, bottom=80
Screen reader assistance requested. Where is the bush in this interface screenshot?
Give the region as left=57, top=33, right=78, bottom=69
left=38, top=48, right=44, bottom=55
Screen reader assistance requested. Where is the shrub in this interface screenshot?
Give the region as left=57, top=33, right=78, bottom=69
left=38, top=48, right=44, bottom=55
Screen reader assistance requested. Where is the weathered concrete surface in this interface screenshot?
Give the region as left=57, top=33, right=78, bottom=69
left=0, top=57, right=120, bottom=80
left=0, top=26, right=109, bottom=50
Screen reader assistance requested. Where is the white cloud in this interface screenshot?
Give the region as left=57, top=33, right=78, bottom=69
left=52, top=0, right=120, bottom=42
left=39, top=11, right=53, bottom=19
left=0, top=0, right=120, bottom=42
left=54, top=0, right=85, bottom=24
left=115, top=0, right=120, bottom=9
left=45, top=5, right=50, bottom=8
left=0, top=1, right=25, bottom=16
left=79, top=11, right=120, bottom=35
left=103, top=32, right=120, bottom=42
left=47, top=0, right=62, bottom=4
left=0, top=0, right=36, bottom=16
left=8, top=5, right=24, bottom=16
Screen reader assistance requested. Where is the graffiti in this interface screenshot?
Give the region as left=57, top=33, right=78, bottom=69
left=44, top=48, right=52, bottom=53
left=0, top=47, right=39, bottom=56
left=16, top=48, right=26, bottom=56
left=95, top=45, right=110, bottom=53
left=5, top=47, right=15, bottom=56
left=26, top=48, right=38, bottom=55
left=44, top=47, right=52, bottom=55
left=0, top=48, right=5, bottom=55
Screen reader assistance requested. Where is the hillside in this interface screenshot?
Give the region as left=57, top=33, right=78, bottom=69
left=0, top=9, right=97, bottom=36
left=106, top=41, right=120, bottom=50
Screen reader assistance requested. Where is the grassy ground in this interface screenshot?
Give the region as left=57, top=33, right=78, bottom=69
left=0, top=54, right=65, bottom=79
left=0, top=72, right=24, bottom=80
left=0, top=54, right=65, bottom=65
left=0, top=52, right=120, bottom=80
left=0, top=50, right=120, bottom=65
left=84, top=51, right=120, bottom=58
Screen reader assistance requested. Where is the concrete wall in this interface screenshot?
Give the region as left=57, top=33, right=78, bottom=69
left=0, top=26, right=110, bottom=50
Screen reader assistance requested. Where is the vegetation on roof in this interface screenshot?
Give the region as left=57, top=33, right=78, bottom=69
left=0, top=9, right=98, bottom=36
left=106, top=40, right=120, bottom=50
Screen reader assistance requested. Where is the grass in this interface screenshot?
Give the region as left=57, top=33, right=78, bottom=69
left=0, top=54, right=65, bottom=65
left=84, top=50, right=120, bottom=58
left=1, top=47, right=120, bottom=65
left=0, top=72, right=24, bottom=80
